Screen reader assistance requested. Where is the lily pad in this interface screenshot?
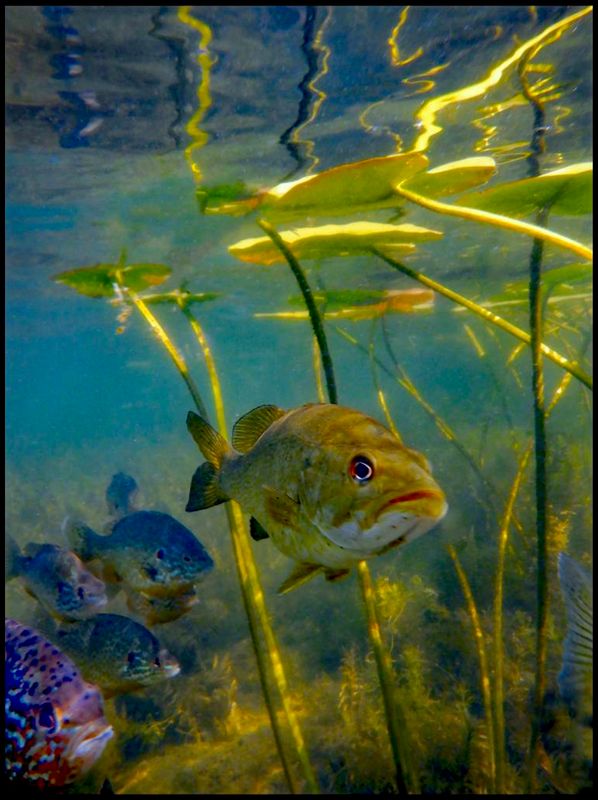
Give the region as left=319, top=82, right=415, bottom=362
left=288, top=289, right=388, bottom=309
left=401, top=157, right=497, bottom=197
left=228, top=221, right=442, bottom=265
left=141, top=289, right=221, bottom=305
left=257, top=288, right=435, bottom=321
left=196, top=181, right=261, bottom=216
left=260, top=152, right=429, bottom=221
left=455, top=162, right=592, bottom=217
left=53, top=262, right=172, bottom=298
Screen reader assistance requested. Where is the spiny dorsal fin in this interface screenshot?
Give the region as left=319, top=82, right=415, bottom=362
left=186, top=462, right=228, bottom=512
left=187, top=411, right=229, bottom=468
left=232, top=405, right=286, bottom=453
left=277, top=562, right=323, bottom=595
left=250, top=517, right=270, bottom=541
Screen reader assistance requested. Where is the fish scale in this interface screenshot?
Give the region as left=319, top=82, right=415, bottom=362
left=5, top=619, right=113, bottom=788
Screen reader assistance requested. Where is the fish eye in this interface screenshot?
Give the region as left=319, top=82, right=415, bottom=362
left=183, top=556, right=191, bottom=563
left=349, top=455, right=374, bottom=483
left=127, top=651, right=139, bottom=666
left=156, top=549, right=165, bottom=560
left=77, top=587, right=85, bottom=599
left=154, top=656, right=161, bottom=667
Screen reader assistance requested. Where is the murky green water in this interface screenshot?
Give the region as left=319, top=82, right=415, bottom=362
left=5, top=6, right=592, bottom=794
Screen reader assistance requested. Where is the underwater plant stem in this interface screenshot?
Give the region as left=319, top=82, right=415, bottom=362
left=312, top=336, right=326, bottom=402
left=181, top=305, right=319, bottom=795
left=356, top=562, right=413, bottom=794
left=371, top=249, right=592, bottom=391
left=393, top=184, right=593, bottom=262
left=447, top=546, right=496, bottom=792
left=116, top=284, right=209, bottom=418
left=269, top=239, right=415, bottom=793
left=257, top=219, right=338, bottom=403
left=368, top=323, right=402, bottom=442
left=493, top=445, right=532, bottom=795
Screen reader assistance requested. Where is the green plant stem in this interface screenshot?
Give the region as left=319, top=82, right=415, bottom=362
left=258, top=218, right=338, bottom=403
left=447, top=545, right=496, bottom=793
left=120, top=285, right=209, bottom=418
left=260, top=222, right=412, bottom=792
left=356, top=561, right=412, bottom=794
left=393, top=183, right=593, bottom=262
left=371, top=249, right=592, bottom=391
left=125, top=291, right=316, bottom=793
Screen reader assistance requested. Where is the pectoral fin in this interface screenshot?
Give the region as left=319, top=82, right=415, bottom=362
left=277, top=562, right=324, bottom=595
left=263, top=486, right=300, bottom=529
left=249, top=517, right=270, bottom=541
left=324, top=568, right=351, bottom=583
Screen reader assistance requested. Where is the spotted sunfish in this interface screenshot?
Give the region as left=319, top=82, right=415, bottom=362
left=186, top=403, right=447, bottom=593
left=45, top=613, right=181, bottom=698
left=5, top=618, right=113, bottom=788
left=63, top=510, right=214, bottom=598
left=6, top=536, right=108, bottom=622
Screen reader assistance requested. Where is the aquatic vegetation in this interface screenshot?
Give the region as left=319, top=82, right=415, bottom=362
left=8, top=4, right=587, bottom=795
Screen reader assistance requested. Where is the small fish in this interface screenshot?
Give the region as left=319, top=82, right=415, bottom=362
left=105, top=471, right=139, bottom=520
left=557, top=552, right=593, bottom=726
left=48, top=613, right=180, bottom=698
left=186, top=402, right=447, bottom=593
left=64, top=510, right=214, bottom=598
left=124, top=585, right=200, bottom=626
left=5, top=536, right=108, bottom=622
left=5, top=618, right=113, bottom=788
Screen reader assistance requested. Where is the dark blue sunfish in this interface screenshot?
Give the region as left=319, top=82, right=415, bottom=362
left=6, top=536, right=107, bottom=622
left=5, top=618, right=113, bottom=788
left=557, top=552, right=593, bottom=726
left=64, top=510, right=214, bottom=598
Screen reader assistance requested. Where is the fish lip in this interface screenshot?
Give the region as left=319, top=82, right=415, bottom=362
left=159, top=649, right=181, bottom=678
left=376, top=488, right=445, bottom=519
left=64, top=719, right=113, bottom=766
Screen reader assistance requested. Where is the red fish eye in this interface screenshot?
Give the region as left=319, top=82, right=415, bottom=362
left=349, top=455, right=374, bottom=483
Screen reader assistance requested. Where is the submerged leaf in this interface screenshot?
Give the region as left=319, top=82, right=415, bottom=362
left=140, top=289, right=220, bottom=306
left=196, top=181, right=261, bottom=216
left=455, top=163, right=592, bottom=217
left=260, top=152, right=429, bottom=220
left=401, top=157, right=497, bottom=197
left=287, top=289, right=388, bottom=309
left=229, top=221, right=442, bottom=265
left=52, top=262, right=172, bottom=297
left=257, top=288, right=435, bottom=321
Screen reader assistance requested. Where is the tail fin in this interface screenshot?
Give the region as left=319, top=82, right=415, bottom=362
left=62, top=517, right=98, bottom=561
left=186, top=462, right=228, bottom=511
left=186, top=412, right=229, bottom=468
left=5, top=535, right=24, bottom=581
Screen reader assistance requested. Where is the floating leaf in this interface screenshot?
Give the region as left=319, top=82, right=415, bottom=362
left=260, top=152, right=429, bottom=221
left=506, top=262, right=593, bottom=293
left=196, top=181, right=261, bottom=216
left=140, top=289, right=221, bottom=305
left=287, top=289, right=388, bottom=309
left=455, top=162, right=592, bottom=217
left=401, top=157, right=497, bottom=197
left=229, top=221, right=442, bottom=265
left=52, top=262, right=172, bottom=298
left=257, top=288, right=435, bottom=321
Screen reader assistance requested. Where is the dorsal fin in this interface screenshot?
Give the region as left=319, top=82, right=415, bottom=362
left=232, top=405, right=286, bottom=453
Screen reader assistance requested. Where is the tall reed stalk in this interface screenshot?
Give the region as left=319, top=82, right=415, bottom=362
left=257, top=218, right=414, bottom=793
left=371, top=249, right=592, bottom=391
left=118, top=282, right=318, bottom=794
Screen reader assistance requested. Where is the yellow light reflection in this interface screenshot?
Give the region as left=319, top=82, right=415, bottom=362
left=177, top=6, right=214, bottom=183
left=388, top=7, right=424, bottom=68
left=410, top=6, right=592, bottom=155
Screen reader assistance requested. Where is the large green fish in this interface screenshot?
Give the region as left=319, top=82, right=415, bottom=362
left=186, top=403, right=447, bottom=593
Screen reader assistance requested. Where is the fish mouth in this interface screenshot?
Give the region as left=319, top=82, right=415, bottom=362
left=376, top=487, right=446, bottom=521
left=159, top=649, right=181, bottom=679
left=64, top=719, right=113, bottom=771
